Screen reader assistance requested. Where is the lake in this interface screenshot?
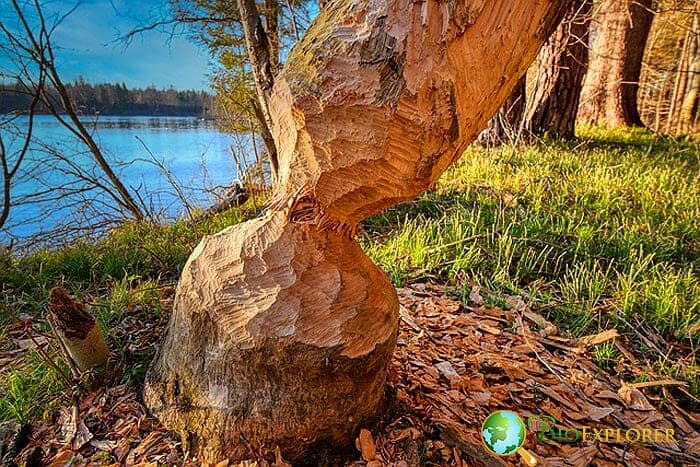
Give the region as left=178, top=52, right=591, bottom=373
left=0, top=115, right=249, bottom=245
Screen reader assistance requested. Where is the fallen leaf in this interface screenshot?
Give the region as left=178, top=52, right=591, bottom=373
left=58, top=406, right=78, bottom=446
left=49, top=448, right=74, bottom=465
left=586, top=405, right=615, bottom=422
left=618, top=383, right=654, bottom=411
left=89, top=439, right=118, bottom=451
left=575, top=329, right=618, bottom=349
left=505, top=295, right=527, bottom=312
left=72, top=418, right=94, bottom=450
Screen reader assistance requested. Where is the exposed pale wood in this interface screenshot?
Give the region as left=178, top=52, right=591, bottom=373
left=48, top=286, right=109, bottom=372
left=145, top=0, right=572, bottom=462
left=145, top=210, right=398, bottom=461
left=269, top=0, right=571, bottom=230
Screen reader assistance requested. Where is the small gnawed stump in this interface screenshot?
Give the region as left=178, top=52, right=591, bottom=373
left=48, top=286, right=109, bottom=372
left=144, top=211, right=399, bottom=462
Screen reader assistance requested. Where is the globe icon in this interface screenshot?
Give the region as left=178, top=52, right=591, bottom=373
left=481, top=410, right=527, bottom=456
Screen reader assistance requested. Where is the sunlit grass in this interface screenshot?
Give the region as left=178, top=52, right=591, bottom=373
left=0, top=198, right=263, bottom=423
left=364, top=127, right=699, bottom=339
left=0, top=351, right=68, bottom=424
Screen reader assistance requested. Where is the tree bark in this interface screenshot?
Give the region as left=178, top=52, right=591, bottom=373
left=679, top=12, right=699, bottom=134
left=666, top=29, right=692, bottom=133
left=237, top=0, right=280, bottom=181
left=477, top=76, right=526, bottom=146
left=144, top=0, right=573, bottom=463
left=578, top=0, right=655, bottom=128
left=524, top=0, right=592, bottom=139
left=264, top=0, right=281, bottom=72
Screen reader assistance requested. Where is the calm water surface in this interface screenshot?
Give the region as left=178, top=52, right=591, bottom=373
left=1, top=115, right=244, bottom=243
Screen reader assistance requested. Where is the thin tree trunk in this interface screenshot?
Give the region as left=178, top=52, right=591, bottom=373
left=666, top=31, right=691, bottom=133
left=578, top=0, right=655, bottom=127
left=144, top=0, right=573, bottom=463
left=679, top=12, right=700, bottom=134
left=477, top=76, right=526, bottom=146
left=264, top=0, right=280, bottom=72
left=524, top=0, right=592, bottom=139
left=237, top=0, right=280, bottom=181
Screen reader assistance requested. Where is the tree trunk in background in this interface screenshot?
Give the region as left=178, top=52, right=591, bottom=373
left=578, top=0, right=655, bottom=127
left=477, top=76, right=526, bottom=146
left=237, top=0, right=280, bottom=181
left=263, top=0, right=280, bottom=72
left=679, top=12, right=699, bottom=134
left=524, top=0, right=592, bottom=139
left=144, top=0, right=572, bottom=463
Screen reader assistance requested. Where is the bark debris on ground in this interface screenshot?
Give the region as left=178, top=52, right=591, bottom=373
left=5, top=283, right=699, bottom=466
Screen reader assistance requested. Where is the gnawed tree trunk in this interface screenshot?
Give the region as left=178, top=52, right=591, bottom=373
left=578, top=0, right=655, bottom=127
left=524, top=0, right=592, bottom=139
left=48, top=286, right=109, bottom=372
left=477, top=76, right=526, bottom=146
left=144, top=0, right=572, bottom=463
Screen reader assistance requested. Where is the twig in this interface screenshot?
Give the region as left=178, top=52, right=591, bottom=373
left=47, top=314, right=81, bottom=380
left=24, top=323, right=74, bottom=388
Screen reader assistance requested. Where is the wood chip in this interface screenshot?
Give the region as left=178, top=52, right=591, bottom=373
left=357, top=429, right=377, bottom=461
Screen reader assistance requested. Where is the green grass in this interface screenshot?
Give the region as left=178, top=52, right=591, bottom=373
left=0, top=351, right=69, bottom=424
left=364, top=128, right=699, bottom=336
left=1, top=127, right=699, bottom=423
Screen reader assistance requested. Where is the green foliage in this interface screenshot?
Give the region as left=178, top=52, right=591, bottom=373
left=0, top=200, right=261, bottom=424
left=0, top=351, right=68, bottom=424
left=172, top=0, right=315, bottom=131
left=0, top=202, right=253, bottom=308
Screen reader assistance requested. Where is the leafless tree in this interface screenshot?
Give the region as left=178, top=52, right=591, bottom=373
left=0, top=76, right=42, bottom=231
left=0, top=0, right=145, bottom=221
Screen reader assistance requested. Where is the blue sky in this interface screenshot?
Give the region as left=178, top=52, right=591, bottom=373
left=1, top=0, right=212, bottom=90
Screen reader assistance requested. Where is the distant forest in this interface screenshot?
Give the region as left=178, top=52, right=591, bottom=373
left=0, top=78, right=215, bottom=117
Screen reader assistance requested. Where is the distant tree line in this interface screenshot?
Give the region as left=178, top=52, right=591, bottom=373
left=0, top=78, right=215, bottom=117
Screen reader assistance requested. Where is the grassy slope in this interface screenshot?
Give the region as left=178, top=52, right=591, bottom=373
left=1, top=127, right=698, bottom=424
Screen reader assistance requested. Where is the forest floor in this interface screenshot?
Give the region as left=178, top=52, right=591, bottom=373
left=1, top=127, right=698, bottom=465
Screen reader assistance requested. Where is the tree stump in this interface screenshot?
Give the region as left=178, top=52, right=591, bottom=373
left=48, top=286, right=109, bottom=372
